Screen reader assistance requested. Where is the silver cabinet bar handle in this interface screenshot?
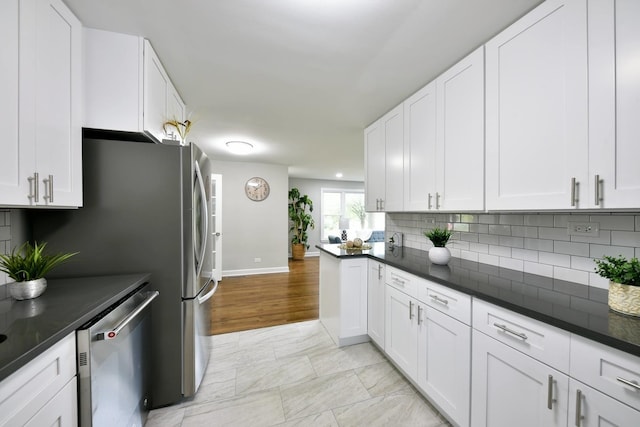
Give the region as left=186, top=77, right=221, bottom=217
left=380, top=199, right=384, bottom=211
left=575, top=389, right=583, bottom=426
left=570, top=177, right=577, bottom=206
left=428, top=193, right=432, bottom=210
left=98, top=291, right=159, bottom=340
left=43, top=174, right=54, bottom=203
left=409, top=300, right=413, bottom=319
left=27, top=174, right=36, bottom=202
left=594, top=174, right=602, bottom=206
left=429, top=294, right=449, bottom=306
left=435, top=192, right=440, bottom=209
left=28, top=172, right=40, bottom=202
left=378, top=264, right=382, bottom=280
left=547, top=375, right=555, bottom=410
left=616, top=376, right=640, bottom=390
left=417, top=305, right=422, bottom=325
left=493, top=322, right=528, bottom=340
left=393, top=277, right=405, bottom=286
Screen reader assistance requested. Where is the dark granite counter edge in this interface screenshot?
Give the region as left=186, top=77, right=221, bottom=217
left=317, top=244, right=640, bottom=358
left=0, top=273, right=150, bottom=382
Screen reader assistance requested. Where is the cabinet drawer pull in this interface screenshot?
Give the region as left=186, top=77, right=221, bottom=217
left=570, top=177, right=578, bottom=206
left=43, top=174, right=54, bottom=203
left=575, top=389, right=583, bottom=426
left=428, top=193, right=432, bottom=210
left=393, top=277, right=405, bottom=287
left=547, top=375, right=555, bottom=410
left=493, top=322, right=528, bottom=340
left=435, top=192, right=440, bottom=209
left=377, top=264, right=382, bottom=280
left=417, top=305, right=422, bottom=325
left=616, top=376, right=640, bottom=391
left=409, top=300, right=414, bottom=320
left=28, top=172, right=39, bottom=202
left=429, top=294, right=449, bottom=306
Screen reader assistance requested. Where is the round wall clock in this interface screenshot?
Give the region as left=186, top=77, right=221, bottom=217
left=245, top=177, right=270, bottom=201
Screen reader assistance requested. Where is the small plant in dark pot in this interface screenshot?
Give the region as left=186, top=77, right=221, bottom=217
left=0, top=242, right=77, bottom=300
left=594, top=255, right=640, bottom=316
left=424, top=228, right=453, bottom=265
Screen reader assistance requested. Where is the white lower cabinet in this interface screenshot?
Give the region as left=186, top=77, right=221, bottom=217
left=471, top=330, right=569, bottom=427
left=367, top=260, right=386, bottom=348
left=0, top=332, right=77, bottom=426
left=569, top=379, right=640, bottom=427
left=418, top=306, right=471, bottom=427
left=384, top=284, right=418, bottom=378
left=319, top=253, right=369, bottom=347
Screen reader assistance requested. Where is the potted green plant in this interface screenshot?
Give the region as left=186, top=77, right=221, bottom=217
left=0, top=242, right=77, bottom=300
left=424, top=227, right=453, bottom=265
left=594, top=255, right=640, bottom=316
left=288, top=188, right=315, bottom=260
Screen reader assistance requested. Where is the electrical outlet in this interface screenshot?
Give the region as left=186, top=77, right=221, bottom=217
left=254, top=257, right=262, bottom=263
left=567, top=222, right=599, bottom=237
left=425, top=217, right=436, bottom=225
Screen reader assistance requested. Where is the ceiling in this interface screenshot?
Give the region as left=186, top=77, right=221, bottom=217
left=64, top=0, right=543, bottom=181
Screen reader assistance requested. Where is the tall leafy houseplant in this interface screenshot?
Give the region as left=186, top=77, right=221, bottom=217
left=288, top=188, right=315, bottom=260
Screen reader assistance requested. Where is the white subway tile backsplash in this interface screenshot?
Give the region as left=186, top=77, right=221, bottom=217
left=0, top=227, right=9, bottom=241
left=611, top=231, right=640, bottom=247
left=489, top=245, right=511, bottom=258
left=538, top=251, right=571, bottom=268
left=538, top=227, right=571, bottom=241
left=524, top=238, right=554, bottom=252
left=553, top=241, right=589, bottom=257
left=511, top=226, right=538, bottom=238
left=387, top=212, right=640, bottom=291
left=590, top=244, right=635, bottom=259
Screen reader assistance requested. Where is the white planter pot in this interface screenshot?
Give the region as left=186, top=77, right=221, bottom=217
left=428, top=247, right=451, bottom=265
left=608, top=281, right=640, bottom=317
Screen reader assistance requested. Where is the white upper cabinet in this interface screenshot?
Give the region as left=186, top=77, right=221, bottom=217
left=403, top=81, right=437, bottom=211
left=83, top=29, right=186, bottom=143
left=365, top=104, right=403, bottom=212
left=0, top=0, right=82, bottom=208
left=485, top=0, right=589, bottom=210
left=364, top=119, right=385, bottom=211
left=587, top=0, right=640, bottom=208
left=436, top=47, right=485, bottom=211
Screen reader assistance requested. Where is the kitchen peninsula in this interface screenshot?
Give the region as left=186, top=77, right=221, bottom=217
left=318, top=242, right=640, bottom=427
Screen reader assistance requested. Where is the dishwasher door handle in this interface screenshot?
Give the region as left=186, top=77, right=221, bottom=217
left=98, top=291, right=159, bottom=340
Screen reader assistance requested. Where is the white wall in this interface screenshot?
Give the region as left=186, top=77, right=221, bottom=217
left=288, top=178, right=364, bottom=256
left=212, top=160, right=289, bottom=276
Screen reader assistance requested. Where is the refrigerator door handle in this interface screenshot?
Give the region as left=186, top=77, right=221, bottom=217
left=194, top=160, right=209, bottom=277
left=198, top=279, right=217, bottom=304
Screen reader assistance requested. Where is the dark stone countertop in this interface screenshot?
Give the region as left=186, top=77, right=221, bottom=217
left=317, top=243, right=640, bottom=358
left=0, top=273, right=151, bottom=382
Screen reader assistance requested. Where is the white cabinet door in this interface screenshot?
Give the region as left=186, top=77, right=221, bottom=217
left=437, top=47, right=484, bottom=211
left=367, top=260, right=386, bottom=348
left=0, top=0, right=82, bottom=208
left=33, top=0, right=82, bottom=207
left=588, top=0, right=640, bottom=208
left=25, top=377, right=77, bottom=427
left=364, top=119, right=385, bottom=211
left=485, top=0, right=588, bottom=210
left=417, top=307, right=471, bottom=427
left=403, top=82, right=437, bottom=211
left=144, top=40, right=171, bottom=143
left=0, top=0, right=31, bottom=205
left=340, top=258, right=368, bottom=341
left=385, top=285, right=418, bottom=378
left=569, top=380, right=640, bottom=427
left=383, top=104, right=404, bottom=211
left=471, top=330, right=569, bottom=427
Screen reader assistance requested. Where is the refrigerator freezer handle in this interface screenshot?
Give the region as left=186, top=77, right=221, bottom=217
left=198, top=279, right=217, bottom=304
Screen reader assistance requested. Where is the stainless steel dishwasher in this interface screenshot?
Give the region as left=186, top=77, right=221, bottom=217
left=76, top=283, right=159, bottom=427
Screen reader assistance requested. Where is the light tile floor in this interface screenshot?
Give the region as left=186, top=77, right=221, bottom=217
left=146, top=320, right=452, bottom=427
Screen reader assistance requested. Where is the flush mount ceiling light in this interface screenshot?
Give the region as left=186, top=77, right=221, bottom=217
left=225, top=140, right=254, bottom=155
left=335, top=172, right=343, bottom=178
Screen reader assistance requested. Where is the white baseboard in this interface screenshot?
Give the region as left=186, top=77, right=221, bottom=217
left=223, top=266, right=290, bottom=277
left=288, top=250, right=319, bottom=258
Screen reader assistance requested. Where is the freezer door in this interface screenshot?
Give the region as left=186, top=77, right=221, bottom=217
left=182, top=278, right=216, bottom=396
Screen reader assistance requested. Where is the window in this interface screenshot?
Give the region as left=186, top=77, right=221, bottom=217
left=320, top=188, right=385, bottom=241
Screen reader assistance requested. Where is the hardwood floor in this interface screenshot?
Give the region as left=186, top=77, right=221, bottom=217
left=210, top=257, right=319, bottom=335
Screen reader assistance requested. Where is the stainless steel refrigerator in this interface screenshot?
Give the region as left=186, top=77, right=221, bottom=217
left=30, top=137, right=215, bottom=408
